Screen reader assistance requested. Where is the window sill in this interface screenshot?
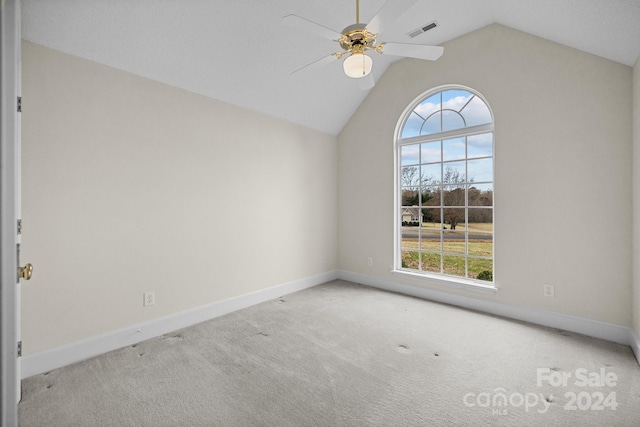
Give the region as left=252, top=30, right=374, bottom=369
left=390, top=269, right=498, bottom=294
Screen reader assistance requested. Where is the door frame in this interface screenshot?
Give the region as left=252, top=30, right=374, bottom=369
left=1, top=0, right=21, bottom=425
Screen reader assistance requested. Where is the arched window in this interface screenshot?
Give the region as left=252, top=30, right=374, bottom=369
left=395, top=86, right=494, bottom=287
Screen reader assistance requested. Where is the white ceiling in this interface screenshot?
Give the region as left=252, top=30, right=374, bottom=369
left=21, top=0, right=640, bottom=135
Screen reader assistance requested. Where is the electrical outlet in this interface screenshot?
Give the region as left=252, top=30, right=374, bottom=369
left=143, top=291, right=155, bottom=307
left=543, top=284, right=555, bottom=298
left=367, top=257, right=373, bottom=266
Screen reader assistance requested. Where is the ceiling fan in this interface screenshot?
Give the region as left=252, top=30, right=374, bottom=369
left=282, top=0, right=444, bottom=89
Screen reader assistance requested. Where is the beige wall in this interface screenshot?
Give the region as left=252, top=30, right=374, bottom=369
left=21, top=41, right=338, bottom=354
left=338, top=24, right=633, bottom=325
left=634, top=57, right=640, bottom=335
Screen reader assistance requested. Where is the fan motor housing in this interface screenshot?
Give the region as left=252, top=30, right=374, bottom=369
left=339, top=23, right=377, bottom=51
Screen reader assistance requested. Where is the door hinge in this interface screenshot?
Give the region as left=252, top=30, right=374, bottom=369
left=17, top=341, right=22, bottom=357
left=17, top=219, right=22, bottom=235
left=17, top=96, right=22, bottom=113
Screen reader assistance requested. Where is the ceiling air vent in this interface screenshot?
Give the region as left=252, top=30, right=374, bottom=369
left=408, top=21, right=438, bottom=38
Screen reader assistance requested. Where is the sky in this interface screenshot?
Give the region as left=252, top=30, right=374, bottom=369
left=399, top=89, right=494, bottom=188
left=401, top=89, right=493, bottom=139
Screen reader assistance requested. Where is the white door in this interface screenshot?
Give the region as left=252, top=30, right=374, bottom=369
left=1, top=0, right=25, bottom=425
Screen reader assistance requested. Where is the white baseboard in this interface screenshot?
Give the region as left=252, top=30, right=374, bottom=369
left=337, top=270, right=637, bottom=356
left=630, top=328, right=640, bottom=366
left=21, top=270, right=338, bottom=379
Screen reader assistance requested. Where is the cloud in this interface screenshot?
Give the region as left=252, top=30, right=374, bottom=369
left=443, top=137, right=465, bottom=161
left=414, top=93, right=440, bottom=118
left=400, top=144, right=420, bottom=165
left=460, top=96, right=492, bottom=127
left=467, top=158, right=493, bottom=183
left=420, top=142, right=441, bottom=163
left=468, top=133, right=493, bottom=158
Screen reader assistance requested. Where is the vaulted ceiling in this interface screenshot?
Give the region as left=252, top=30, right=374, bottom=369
left=21, top=0, right=640, bottom=135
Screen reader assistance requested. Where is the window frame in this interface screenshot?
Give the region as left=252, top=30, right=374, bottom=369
left=393, top=85, right=496, bottom=293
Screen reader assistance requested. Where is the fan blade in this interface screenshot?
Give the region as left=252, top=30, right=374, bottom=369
left=366, top=0, right=419, bottom=35
left=358, top=73, right=375, bottom=90
left=291, top=53, right=340, bottom=75
left=282, top=15, right=342, bottom=41
left=378, top=43, right=444, bottom=60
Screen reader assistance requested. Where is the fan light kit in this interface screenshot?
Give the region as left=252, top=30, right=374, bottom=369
left=343, top=50, right=373, bottom=78
left=283, top=0, right=444, bottom=88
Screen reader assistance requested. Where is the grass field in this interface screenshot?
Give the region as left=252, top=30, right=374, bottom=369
left=401, top=250, right=493, bottom=280
left=402, top=239, right=492, bottom=257
left=402, top=239, right=493, bottom=256
left=400, top=222, right=493, bottom=280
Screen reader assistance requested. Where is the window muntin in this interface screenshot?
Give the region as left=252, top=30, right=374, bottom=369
left=400, top=89, right=492, bottom=139
left=397, top=87, right=494, bottom=284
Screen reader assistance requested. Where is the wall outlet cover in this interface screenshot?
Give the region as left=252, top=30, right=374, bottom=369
left=144, top=291, right=156, bottom=307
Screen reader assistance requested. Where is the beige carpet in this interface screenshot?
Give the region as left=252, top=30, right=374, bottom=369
left=19, top=280, right=640, bottom=426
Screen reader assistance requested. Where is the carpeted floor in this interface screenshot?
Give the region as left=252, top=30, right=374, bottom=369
left=19, top=280, right=640, bottom=426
